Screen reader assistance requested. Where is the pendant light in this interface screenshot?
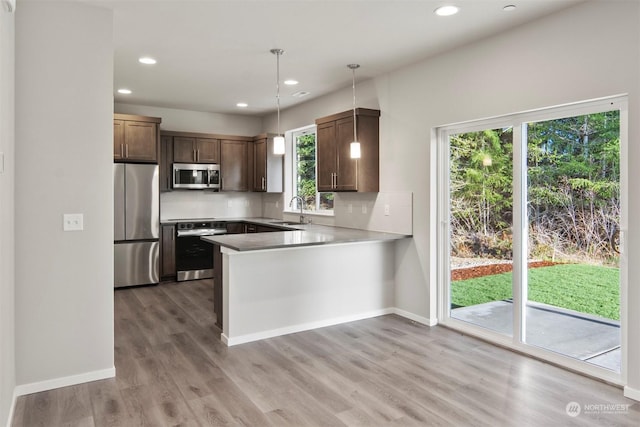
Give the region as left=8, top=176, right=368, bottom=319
left=271, top=48, right=286, bottom=155
left=348, top=64, right=361, bottom=159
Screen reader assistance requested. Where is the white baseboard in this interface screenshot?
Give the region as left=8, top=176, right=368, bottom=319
left=14, top=367, right=115, bottom=397
left=224, top=308, right=395, bottom=346
left=391, top=308, right=438, bottom=326
left=624, top=386, right=640, bottom=402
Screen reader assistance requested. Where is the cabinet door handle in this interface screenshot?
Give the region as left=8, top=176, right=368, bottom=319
left=120, top=144, right=124, bottom=158
left=262, top=176, right=265, bottom=190
left=125, top=144, right=129, bottom=158
left=193, top=149, right=197, bottom=162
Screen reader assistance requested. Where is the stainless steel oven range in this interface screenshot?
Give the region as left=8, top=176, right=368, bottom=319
left=175, top=220, right=227, bottom=281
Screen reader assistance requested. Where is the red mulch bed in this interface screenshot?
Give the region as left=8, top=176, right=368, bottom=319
left=452, top=260, right=558, bottom=281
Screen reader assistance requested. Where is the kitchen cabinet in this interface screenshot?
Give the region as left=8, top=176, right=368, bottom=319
left=255, top=224, right=281, bottom=233
left=160, top=224, right=176, bottom=280
left=251, top=134, right=283, bottom=192
left=173, top=136, right=220, bottom=164
left=113, top=114, right=161, bottom=162
left=315, top=108, right=380, bottom=192
left=225, top=222, right=245, bottom=234
left=221, top=140, right=248, bottom=192
left=159, top=135, right=173, bottom=192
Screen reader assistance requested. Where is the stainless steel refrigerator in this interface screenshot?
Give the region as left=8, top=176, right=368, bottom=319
left=114, top=163, right=159, bottom=288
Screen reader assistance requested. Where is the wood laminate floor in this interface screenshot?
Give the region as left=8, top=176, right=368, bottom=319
left=11, top=279, right=640, bottom=426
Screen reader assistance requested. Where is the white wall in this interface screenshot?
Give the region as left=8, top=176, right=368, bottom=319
left=14, top=1, right=114, bottom=392
left=0, top=3, right=15, bottom=426
left=270, top=1, right=640, bottom=394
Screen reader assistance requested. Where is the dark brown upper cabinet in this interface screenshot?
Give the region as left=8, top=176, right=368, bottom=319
left=315, top=108, right=380, bottom=193
left=159, top=135, right=173, bottom=192
left=173, top=136, right=220, bottom=164
left=113, top=114, right=161, bottom=163
left=221, top=139, right=249, bottom=192
left=251, top=134, right=283, bottom=193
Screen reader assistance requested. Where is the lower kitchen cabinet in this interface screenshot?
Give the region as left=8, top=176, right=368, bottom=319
left=226, top=222, right=245, bottom=234
left=246, top=224, right=280, bottom=233
left=161, top=224, right=176, bottom=280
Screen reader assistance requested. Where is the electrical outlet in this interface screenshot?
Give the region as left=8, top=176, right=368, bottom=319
left=384, top=204, right=390, bottom=216
left=63, top=213, right=84, bottom=231
left=348, top=204, right=353, bottom=213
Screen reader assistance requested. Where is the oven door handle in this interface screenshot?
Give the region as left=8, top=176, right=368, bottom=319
left=176, top=229, right=227, bottom=237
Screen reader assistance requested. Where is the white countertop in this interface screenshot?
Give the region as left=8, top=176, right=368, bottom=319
left=198, top=218, right=410, bottom=251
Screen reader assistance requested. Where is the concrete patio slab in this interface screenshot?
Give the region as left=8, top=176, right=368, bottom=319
left=452, top=300, right=620, bottom=371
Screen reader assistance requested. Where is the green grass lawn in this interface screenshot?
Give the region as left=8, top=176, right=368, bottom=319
left=451, top=264, right=620, bottom=320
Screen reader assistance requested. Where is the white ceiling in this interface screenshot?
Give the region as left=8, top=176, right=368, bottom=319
left=87, top=0, right=583, bottom=116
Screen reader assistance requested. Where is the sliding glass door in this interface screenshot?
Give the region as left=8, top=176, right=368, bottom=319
left=448, top=127, right=514, bottom=337
left=439, top=96, right=625, bottom=379
left=524, top=112, right=621, bottom=371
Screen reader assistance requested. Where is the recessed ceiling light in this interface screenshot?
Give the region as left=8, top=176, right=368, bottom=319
left=236, top=102, right=248, bottom=108
left=117, top=88, right=132, bottom=94
left=503, top=4, right=516, bottom=12
left=434, top=5, right=459, bottom=16
left=284, top=79, right=299, bottom=86
left=292, top=91, right=310, bottom=98
left=138, top=56, right=157, bottom=65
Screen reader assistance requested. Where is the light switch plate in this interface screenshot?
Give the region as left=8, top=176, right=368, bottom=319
left=63, top=213, right=84, bottom=231
left=384, top=204, right=390, bottom=216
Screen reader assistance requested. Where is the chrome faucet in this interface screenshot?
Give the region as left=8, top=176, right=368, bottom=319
left=289, top=195, right=305, bottom=223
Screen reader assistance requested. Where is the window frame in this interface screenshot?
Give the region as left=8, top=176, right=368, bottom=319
left=284, top=124, right=334, bottom=216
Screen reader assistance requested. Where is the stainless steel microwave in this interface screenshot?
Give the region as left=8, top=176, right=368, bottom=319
left=173, top=163, right=220, bottom=190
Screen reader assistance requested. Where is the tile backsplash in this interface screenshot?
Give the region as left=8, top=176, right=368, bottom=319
left=162, top=190, right=413, bottom=235
left=160, top=191, right=263, bottom=220
left=332, top=192, right=413, bottom=235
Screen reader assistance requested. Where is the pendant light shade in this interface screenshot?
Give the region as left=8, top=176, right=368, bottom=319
left=350, top=141, right=361, bottom=158
left=348, top=64, right=361, bottom=159
left=271, top=49, right=286, bottom=155
left=273, top=135, right=285, bottom=155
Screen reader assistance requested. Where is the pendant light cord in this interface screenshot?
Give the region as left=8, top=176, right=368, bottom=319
left=271, top=49, right=285, bottom=137
left=276, top=52, right=281, bottom=136
left=348, top=64, right=360, bottom=142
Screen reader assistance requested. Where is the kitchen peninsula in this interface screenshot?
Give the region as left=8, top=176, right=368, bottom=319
left=201, top=219, right=410, bottom=346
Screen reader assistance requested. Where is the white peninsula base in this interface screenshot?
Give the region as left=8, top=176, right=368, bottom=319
left=220, top=240, right=396, bottom=346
